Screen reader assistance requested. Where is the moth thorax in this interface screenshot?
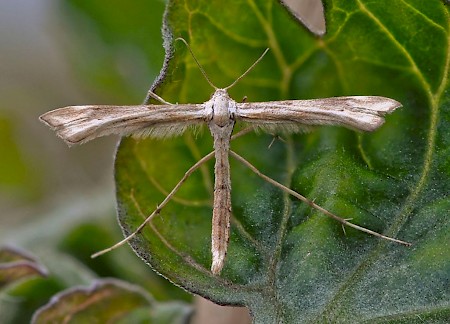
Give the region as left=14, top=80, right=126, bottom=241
left=211, top=89, right=236, bottom=127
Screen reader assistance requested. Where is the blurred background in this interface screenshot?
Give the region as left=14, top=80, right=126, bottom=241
left=0, top=0, right=323, bottom=322
left=0, top=0, right=166, bottom=226
left=0, top=1, right=189, bottom=322
left=0, top=0, right=175, bottom=241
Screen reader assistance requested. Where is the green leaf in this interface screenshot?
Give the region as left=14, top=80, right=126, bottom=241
left=32, top=279, right=191, bottom=324
left=0, top=246, right=48, bottom=290
left=112, top=0, right=450, bottom=322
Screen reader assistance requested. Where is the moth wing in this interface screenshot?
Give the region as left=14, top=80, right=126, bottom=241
left=235, top=96, right=401, bottom=133
left=40, top=104, right=206, bottom=145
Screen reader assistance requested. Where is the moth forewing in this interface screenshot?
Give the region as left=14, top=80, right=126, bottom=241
left=39, top=104, right=206, bottom=146
left=236, top=96, right=402, bottom=132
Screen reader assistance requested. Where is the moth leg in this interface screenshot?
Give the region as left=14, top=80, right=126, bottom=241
left=267, top=134, right=286, bottom=149
left=229, top=150, right=411, bottom=247
left=91, top=150, right=215, bottom=259
left=145, top=90, right=173, bottom=105
left=91, top=128, right=259, bottom=267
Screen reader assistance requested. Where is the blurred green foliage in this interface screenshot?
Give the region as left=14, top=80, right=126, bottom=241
left=0, top=116, right=40, bottom=201
left=61, top=0, right=167, bottom=102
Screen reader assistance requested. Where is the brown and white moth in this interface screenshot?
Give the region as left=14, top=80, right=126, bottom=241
left=40, top=40, right=409, bottom=275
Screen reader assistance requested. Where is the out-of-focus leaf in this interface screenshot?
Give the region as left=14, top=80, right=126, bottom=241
left=59, top=222, right=191, bottom=301
left=31, top=279, right=191, bottom=324
left=1, top=277, right=63, bottom=324
left=111, top=0, right=450, bottom=322
left=0, top=248, right=53, bottom=324
left=0, top=246, right=47, bottom=290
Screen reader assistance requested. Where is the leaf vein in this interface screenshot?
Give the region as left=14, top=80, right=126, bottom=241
left=399, top=0, right=447, bottom=32
left=356, top=0, right=432, bottom=95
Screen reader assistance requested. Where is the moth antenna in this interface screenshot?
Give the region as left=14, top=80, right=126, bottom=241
left=175, top=37, right=218, bottom=90
left=224, top=48, right=270, bottom=90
